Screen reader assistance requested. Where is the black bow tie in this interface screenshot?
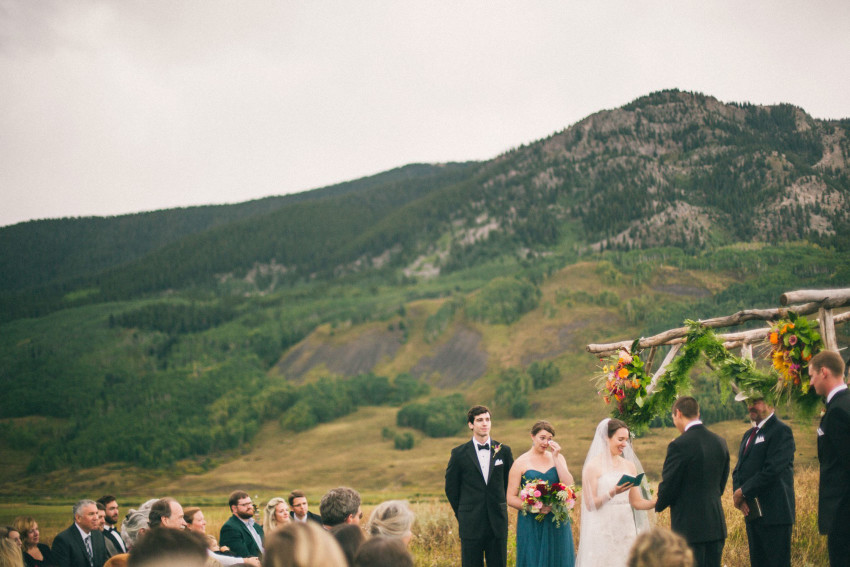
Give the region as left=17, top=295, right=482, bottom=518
left=477, top=443, right=490, bottom=451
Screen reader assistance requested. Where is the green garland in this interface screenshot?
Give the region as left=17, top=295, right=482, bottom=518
left=610, top=320, right=822, bottom=434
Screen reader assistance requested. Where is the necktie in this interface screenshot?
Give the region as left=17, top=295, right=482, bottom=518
left=477, top=443, right=490, bottom=451
left=85, top=535, right=93, bottom=565
left=743, top=427, right=758, bottom=454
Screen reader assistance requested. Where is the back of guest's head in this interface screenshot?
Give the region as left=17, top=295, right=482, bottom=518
left=811, top=350, right=846, bottom=377
left=262, top=522, right=347, bottom=567
left=353, top=536, right=414, bottom=567
left=320, top=487, right=362, bottom=527
left=127, top=527, right=208, bottom=567
left=367, top=500, right=414, bottom=541
left=331, top=523, right=366, bottom=566
left=104, top=554, right=129, bottom=567
left=672, top=396, right=699, bottom=418
left=627, top=527, right=694, bottom=567
left=147, top=498, right=174, bottom=528
left=0, top=538, right=25, bottom=567
left=121, top=508, right=150, bottom=549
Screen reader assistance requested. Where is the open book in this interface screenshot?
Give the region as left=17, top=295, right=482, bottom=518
left=616, top=472, right=644, bottom=486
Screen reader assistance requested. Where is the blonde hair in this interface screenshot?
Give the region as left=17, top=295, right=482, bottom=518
left=263, top=497, right=289, bottom=533
left=0, top=539, right=25, bottom=567
left=366, top=500, right=414, bottom=539
left=261, top=522, right=347, bottom=567
left=627, top=528, right=694, bottom=567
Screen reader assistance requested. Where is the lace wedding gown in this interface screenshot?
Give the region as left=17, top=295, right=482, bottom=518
left=575, top=469, right=638, bottom=567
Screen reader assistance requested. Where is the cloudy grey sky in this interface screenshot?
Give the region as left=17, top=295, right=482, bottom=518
left=2, top=1, right=849, bottom=228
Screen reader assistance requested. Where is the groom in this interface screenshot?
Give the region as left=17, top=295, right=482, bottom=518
left=656, top=396, right=730, bottom=567
left=445, top=405, right=514, bottom=567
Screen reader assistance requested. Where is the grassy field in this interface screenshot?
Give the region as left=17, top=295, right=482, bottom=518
left=0, top=466, right=827, bottom=567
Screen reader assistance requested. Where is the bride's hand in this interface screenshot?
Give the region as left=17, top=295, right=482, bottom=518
left=610, top=482, right=633, bottom=497
left=548, top=440, right=561, bottom=457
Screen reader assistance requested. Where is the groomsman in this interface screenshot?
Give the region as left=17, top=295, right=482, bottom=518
left=731, top=392, right=795, bottom=567
left=445, top=405, right=514, bottom=567
left=809, top=350, right=850, bottom=567
left=656, top=397, right=730, bottom=567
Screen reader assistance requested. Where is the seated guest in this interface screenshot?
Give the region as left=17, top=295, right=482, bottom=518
left=184, top=505, right=259, bottom=567
left=365, top=500, right=414, bottom=546
left=220, top=491, right=264, bottom=558
left=97, top=496, right=127, bottom=555
left=288, top=491, right=321, bottom=525
left=261, top=522, right=347, bottom=567
left=13, top=516, right=56, bottom=567
left=120, top=507, right=150, bottom=551
left=353, top=536, right=414, bottom=567
left=330, top=524, right=366, bottom=567
left=262, top=498, right=291, bottom=533
left=126, top=526, right=208, bottom=567
left=627, top=528, right=695, bottom=567
left=147, top=498, right=186, bottom=530
left=320, top=487, right=363, bottom=528
left=52, top=499, right=108, bottom=567
left=0, top=538, right=25, bottom=567
left=2, top=526, right=22, bottom=548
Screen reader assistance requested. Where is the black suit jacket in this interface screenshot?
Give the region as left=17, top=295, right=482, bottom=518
left=656, top=423, right=730, bottom=544
left=732, top=413, right=795, bottom=526
left=445, top=439, right=514, bottom=540
left=219, top=515, right=264, bottom=558
left=52, top=524, right=108, bottom=567
left=290, top=510, right=322, bottom=524
left=818, top=388, right=850, bottom=534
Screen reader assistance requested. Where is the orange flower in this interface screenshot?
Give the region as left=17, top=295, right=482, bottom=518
left=631, top=379, right=640, bottom=389
left=618, top=367, right=630, bottom=379
left=769, top=332, right=779, bottom=344
left=804, top=353, right=812, bottom=361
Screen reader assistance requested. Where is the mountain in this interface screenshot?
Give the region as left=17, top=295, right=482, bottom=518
left=1, top=90, right=849, bottom=485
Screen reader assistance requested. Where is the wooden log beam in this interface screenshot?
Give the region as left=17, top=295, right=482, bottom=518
left=588, top=309, right=850, bottom=356
left=820, top=307, right=838, bottom=351
left=780, top=288, right=850, bottom=306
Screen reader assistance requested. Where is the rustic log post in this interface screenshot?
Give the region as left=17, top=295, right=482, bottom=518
left=780, top=288, right=850, bottom=306
left=819, top=307, right=839, bottom=351
left=741, top=343, right=753, bottom=360
left=647, top=344, right=681, bottom=394
left=645, top=346, right=658, bottom=375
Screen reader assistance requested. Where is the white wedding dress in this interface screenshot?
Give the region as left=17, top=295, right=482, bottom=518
left=575, top=419, right=651, bottom=567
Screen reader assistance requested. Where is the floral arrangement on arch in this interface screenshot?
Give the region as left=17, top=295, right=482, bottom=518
left=766, top=311, right=823, bottom=400
left=518, top=478, right=578, bottom=528
left=596, top=340, right=652, bottom=428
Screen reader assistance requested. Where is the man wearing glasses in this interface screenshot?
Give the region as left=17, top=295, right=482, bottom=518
left=220, top=491, right=264, bottom=558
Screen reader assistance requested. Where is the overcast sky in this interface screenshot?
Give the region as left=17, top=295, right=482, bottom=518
left=2, top=1, right=849, bottom=228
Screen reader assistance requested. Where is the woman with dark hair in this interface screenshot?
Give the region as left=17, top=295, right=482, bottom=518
left=507, top=420, right=576, bottom=567
left=575, top=418, right=657, bottom=567
left=13, top=517, right=56, bottom=567
left=330, top=524, right=366, bottom=567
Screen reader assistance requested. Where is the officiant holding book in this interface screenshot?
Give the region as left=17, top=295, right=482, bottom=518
left=731, top=391, right=795, bottom=567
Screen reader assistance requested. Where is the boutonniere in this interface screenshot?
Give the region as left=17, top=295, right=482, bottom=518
left=820, top=408, right=827, bottom=418
left=492, top=443, right=502, bottom=456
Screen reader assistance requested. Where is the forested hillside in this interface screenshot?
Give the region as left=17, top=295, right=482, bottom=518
left=1, top=90, right=849, bottom=487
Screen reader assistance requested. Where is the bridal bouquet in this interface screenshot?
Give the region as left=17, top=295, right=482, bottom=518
left=519, top=478, right=578, bottom=528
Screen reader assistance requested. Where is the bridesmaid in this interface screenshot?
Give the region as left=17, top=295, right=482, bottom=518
left=507, top=421, right=576, bottom=567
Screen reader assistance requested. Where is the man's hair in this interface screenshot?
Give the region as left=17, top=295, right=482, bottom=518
left=354, top=536, right=414, bottom=567
left=288, top=490, right=306, bottom=507
left=627, top=527, right=694, bottom=567
left=672, top=396, right=699, bottom=419
left=97, top=495, right=117, bottom=507
left=127, top=525, right=208, bottom=567
left=228, top=490, right=250, bottom=509
left=810, top=350, right=846, bottom=379
left=73, top=499, right=97, bottom=518
left=263, top=522, right=347, bottom=567
left=148, top=498, right=175, bottom=528
left=96, top=502, right=106, bottom=512
left=319, top=487, right=361, bottom=527
left=467, top=405, right=490, bottom=424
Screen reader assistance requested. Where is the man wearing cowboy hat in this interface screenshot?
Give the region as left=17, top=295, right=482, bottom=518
left=731, top=389, right=795, bottom=567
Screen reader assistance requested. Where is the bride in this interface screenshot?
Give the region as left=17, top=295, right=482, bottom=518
left=575, top=418, right=656, bottom=567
